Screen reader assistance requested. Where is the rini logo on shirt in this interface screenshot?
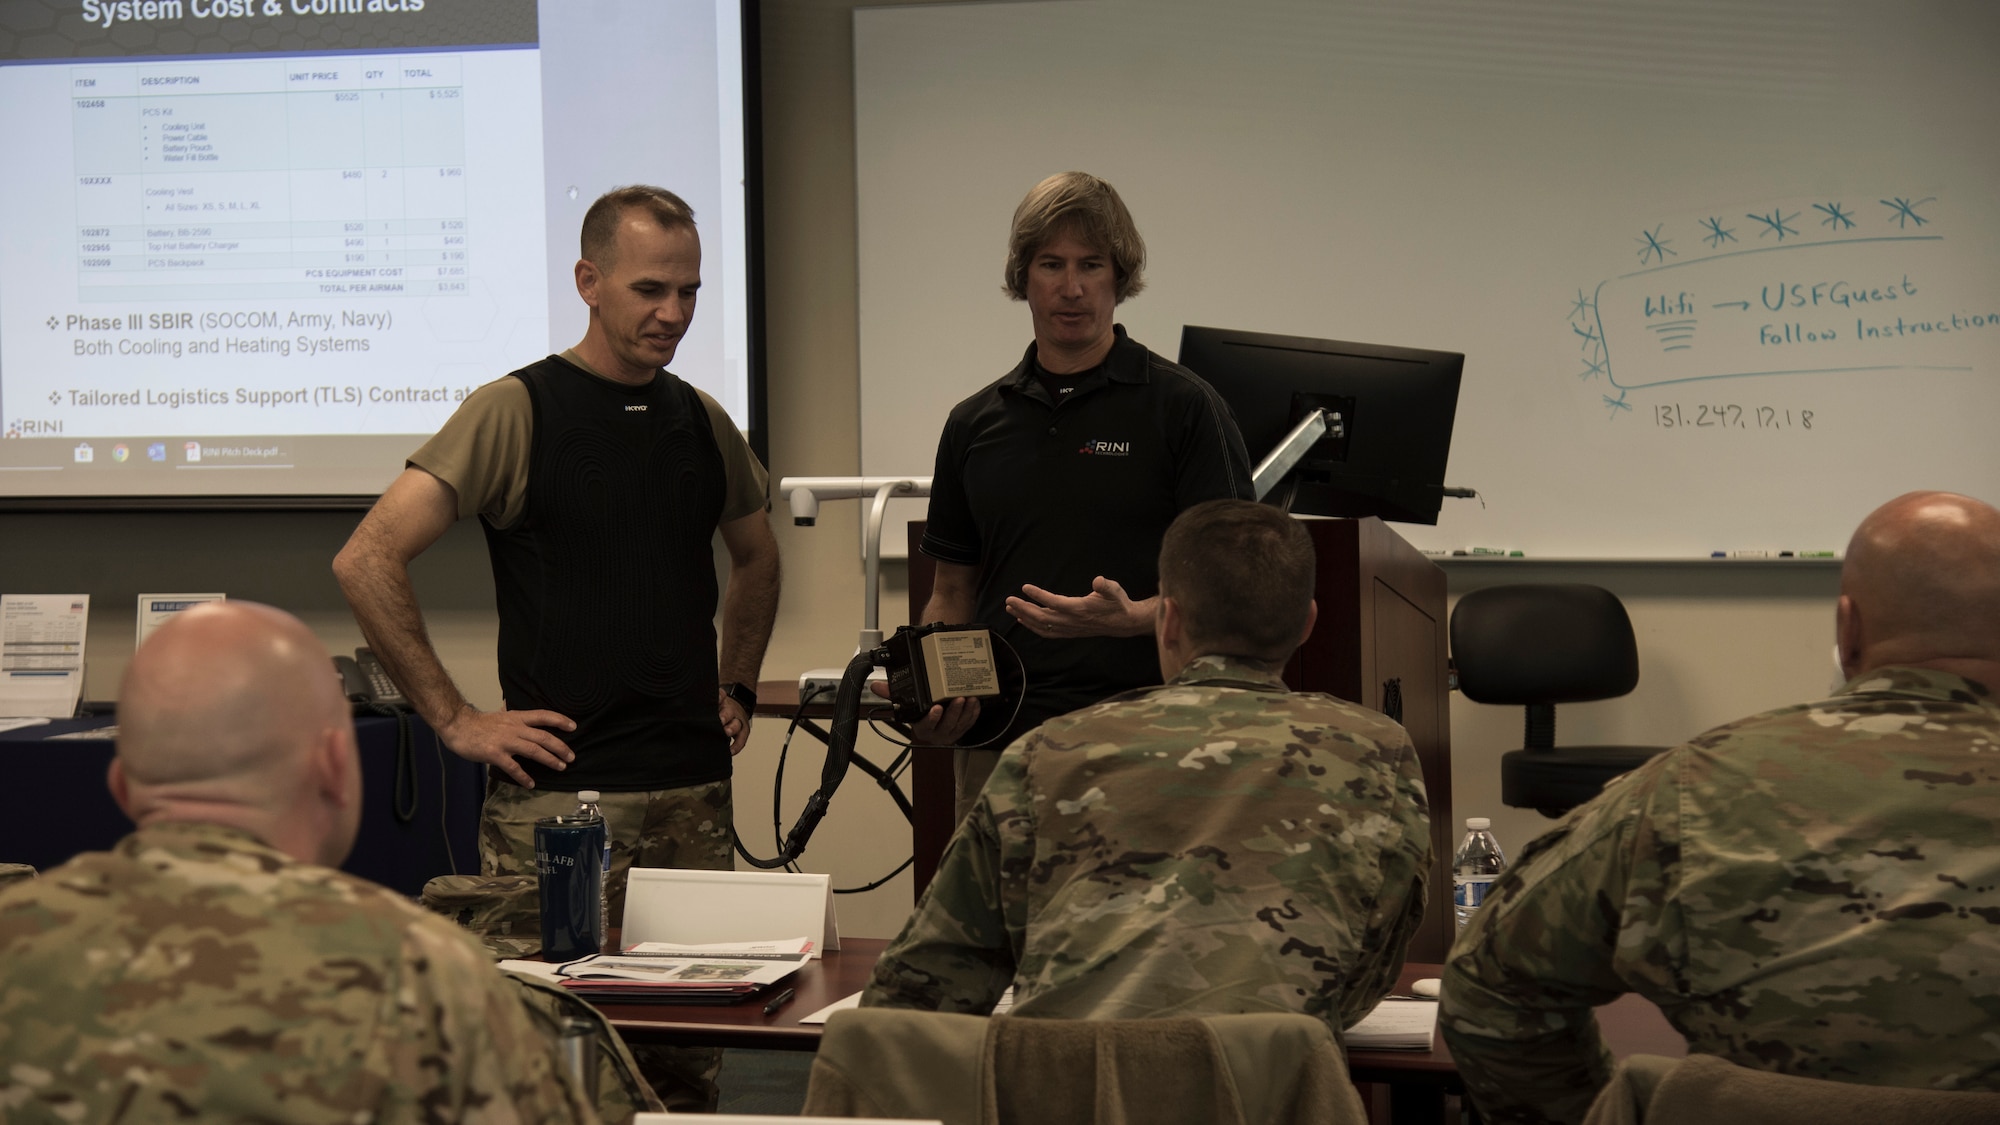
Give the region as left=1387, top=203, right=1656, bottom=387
left=1078, top=439, right=1130, bottom=456
left=625, top=404, right=648, bottom=412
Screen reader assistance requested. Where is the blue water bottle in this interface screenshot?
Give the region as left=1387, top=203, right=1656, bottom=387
left=535, top=798, right=607, bottom=961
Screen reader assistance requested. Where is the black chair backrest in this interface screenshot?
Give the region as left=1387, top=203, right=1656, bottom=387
left=1451, top=584, right=1640, bottom=705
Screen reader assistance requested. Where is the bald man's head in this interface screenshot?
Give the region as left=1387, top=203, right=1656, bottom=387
left=115, top=602, right=360, bottom=864
left=1838, top=491, right=2000, bottom=682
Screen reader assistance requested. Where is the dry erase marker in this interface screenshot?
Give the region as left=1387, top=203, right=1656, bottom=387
left=762, top=987, right=796, bottom=1016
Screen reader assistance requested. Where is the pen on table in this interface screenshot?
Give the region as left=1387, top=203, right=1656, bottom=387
left=762, top=987, right=797, bottom=1016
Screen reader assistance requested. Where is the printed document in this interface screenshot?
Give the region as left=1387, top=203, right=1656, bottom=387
left=0, top=594, right=89, bottom=718
left=136, top=593, right=225, bottom=648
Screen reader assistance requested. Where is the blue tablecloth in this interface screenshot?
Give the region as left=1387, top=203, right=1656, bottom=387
left=0, top=712, right=483, bottom=897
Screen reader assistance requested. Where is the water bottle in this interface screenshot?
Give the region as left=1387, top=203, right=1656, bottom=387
left=533, top=809, right=605, bottom=961
left=575, top=790, right=610, bottom=945
left=1452, top=817, right=1506, bottom=931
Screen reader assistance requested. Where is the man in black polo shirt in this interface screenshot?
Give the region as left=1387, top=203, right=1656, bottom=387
left=917, top=171, right=1254, bottom=818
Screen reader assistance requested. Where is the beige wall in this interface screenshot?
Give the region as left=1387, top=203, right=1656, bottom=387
left=0, top=0, right=1852, bottom=938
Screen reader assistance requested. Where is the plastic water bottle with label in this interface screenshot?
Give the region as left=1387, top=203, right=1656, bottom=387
left=1452, top=817, right=1506, bottom=930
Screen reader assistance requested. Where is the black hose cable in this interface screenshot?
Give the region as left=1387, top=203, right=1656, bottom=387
left=844, top=742, right=915, bottom=822
left=733, top=647, right=881, bottom=869
left=834, top=855, right=915, bottom=895
left=769, top=684, right=823, bottom=874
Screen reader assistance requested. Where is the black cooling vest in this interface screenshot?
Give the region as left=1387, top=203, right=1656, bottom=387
left=482, top=355, right=729, bottom=791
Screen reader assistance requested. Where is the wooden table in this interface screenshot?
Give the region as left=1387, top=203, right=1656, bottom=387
left=597, top=943, right=1688, bottom=1112
left=595, top=938, right=889, bottom=1052
left=1347, top=964, right=1684, bottom=1122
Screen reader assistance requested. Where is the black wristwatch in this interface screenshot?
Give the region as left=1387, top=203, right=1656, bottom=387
left=720, top=681, right=758, bottom=714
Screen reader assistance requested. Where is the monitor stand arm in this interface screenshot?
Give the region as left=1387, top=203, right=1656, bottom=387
left=1252, top=407, right=1343, bottom=500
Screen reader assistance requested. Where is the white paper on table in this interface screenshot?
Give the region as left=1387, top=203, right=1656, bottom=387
left=0, top=594, right=89, bottom=718
left=799, top=984, right=1011, bottom=1025
left=136, top=593, right=225, bottom=649
left=47, top=724, right=115, bottom=740
left=1345, top=999, right=1438, bottom=1050
left=497, top=958, right=570, bottom=983
left=798, top=990, right=862, bottom=1025
left=0, top=717, right=51, bottom=733
left=624, top=937, right=815, bottom=959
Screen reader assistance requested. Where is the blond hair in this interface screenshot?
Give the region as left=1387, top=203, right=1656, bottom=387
left=1002, top=172, right=1146, bottom=302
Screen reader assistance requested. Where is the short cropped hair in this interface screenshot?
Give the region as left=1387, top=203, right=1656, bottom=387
left=1002, top=172, right=1147, bottom=302
left=580, top=185, right=697, bottom=268
left=1159, top=500, right=1315, bottom=666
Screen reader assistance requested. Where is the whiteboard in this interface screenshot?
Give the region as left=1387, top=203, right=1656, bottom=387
left=854, top=0, right=2000, bottom=558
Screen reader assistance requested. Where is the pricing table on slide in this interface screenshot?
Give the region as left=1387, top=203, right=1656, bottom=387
left=71, top=55, right=471, bottom=301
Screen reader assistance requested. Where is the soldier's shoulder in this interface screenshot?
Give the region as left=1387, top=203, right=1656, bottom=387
left=1282, top=689, right=1413, bottom=742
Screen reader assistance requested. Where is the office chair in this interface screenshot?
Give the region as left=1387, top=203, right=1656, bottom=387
left=801, top=1008, right=1366, bottom=1125
left=1581, top=1053, right=2000, bottom=1125
left=1450, top=584, right=1667, bottom=817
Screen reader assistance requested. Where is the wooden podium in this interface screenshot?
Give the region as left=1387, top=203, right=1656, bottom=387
left=905, top=516, right=1455, bottom=964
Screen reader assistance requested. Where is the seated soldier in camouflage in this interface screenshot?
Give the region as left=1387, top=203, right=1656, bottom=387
left=863, top=498, right=1433, bottom=1032
left=0, top=601, right=595, bottom=1125
left=1441, top=490, right=2000, bottom=1125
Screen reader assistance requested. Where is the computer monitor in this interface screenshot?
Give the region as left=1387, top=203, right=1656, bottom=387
left=1178, top=326, right=1464, bottom=524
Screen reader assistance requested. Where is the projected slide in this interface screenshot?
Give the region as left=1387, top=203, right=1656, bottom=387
left=0, top=0, right=752, bottom=499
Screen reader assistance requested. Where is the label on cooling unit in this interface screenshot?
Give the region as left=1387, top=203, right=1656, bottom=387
left=921, top=629, right=1002, bottom=698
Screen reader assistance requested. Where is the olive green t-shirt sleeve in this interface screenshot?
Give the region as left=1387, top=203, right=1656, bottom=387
left=408, top=364, right=765, bottom=529
left=693, top=385, right=770, bottom=523
left=406, top=376, right=533, bottom=527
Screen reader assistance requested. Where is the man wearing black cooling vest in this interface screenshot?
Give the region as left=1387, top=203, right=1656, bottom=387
left=333, top=185, right=779, bottom=1107
left=914, top=171, right=1254, bottom=821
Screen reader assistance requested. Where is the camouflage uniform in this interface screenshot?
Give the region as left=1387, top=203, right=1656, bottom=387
left=478, top=779, right=733, bottom=1112
left=1440, top=667, right=2000, bottom=1125
left=863, top=654, right=1433, bottom=1033
left=0, top=821, right=596, bottom=1125
left=478, top=777, right=734, bottom=924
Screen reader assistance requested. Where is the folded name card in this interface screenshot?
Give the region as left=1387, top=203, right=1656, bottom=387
left=621, top=868, right=840, bottom=957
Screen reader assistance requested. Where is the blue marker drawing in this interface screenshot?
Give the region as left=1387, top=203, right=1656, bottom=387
left=1747, top=209, right=1800, bottom=240
left=1881, top=196, right=1934, bottom=228
left=1636, top=225, right=1675, bottom=265
left=1568, top=191, right=1973, bottom=420
left=1621, top=235, right=1940, bottom=281
left=1812, top=202, right=1856, bottom=230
